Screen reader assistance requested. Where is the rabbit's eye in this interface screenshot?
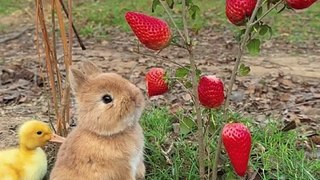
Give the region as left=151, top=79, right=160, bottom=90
left=102, top=94, right=113, bottom=104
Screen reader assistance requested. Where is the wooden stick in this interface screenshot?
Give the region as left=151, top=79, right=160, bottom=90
left=59, top=0, right=86, bottom=50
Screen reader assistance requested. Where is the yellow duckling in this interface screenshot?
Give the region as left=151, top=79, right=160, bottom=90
left=0, top=120, right=64, bottom=180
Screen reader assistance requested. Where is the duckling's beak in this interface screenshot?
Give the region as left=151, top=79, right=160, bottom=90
left=49, top=133, right=65, bottom=144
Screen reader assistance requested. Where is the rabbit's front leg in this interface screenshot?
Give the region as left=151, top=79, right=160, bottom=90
left=136, top=159, right=145, bottom=180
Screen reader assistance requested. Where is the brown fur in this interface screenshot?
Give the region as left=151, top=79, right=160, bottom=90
left=50, top=61, right=145, bottom=180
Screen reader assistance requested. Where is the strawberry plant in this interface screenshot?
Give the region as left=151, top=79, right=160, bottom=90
left=124, top=0, right=318, bottom=179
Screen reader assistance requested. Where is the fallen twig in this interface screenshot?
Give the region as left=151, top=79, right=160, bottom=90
left=0, top=27, right=34, bottom=44
left=160, top=142, right=174, bottom=165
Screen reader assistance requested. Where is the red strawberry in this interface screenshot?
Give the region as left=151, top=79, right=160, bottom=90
left=222, top=123, right=252, bottom=177
left=286, top=0, right=317, bottom=9
left=198, top=75, right=224, bottom=108
left=145, top=68, right=169, bottom=97
left=226, top=0, right=257, bottom=25
left=125, top=11, right=171, bottom=50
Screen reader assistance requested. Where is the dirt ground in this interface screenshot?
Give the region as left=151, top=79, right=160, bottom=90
left=0, top=8, right=320, bottom=178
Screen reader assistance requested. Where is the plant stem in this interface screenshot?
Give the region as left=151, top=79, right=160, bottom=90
left=68, top=0, right=73, bottom=65
left=211, top=0, right=284, bottom=179
left=211, top=0, right=264, bottom=179
left=189, top=50, right=206, bottom=180
left=182, top=0, right=190, bottom=45
left=59, top=0, right=86, bottom=50
left=36, top=0, right=62, bottom=134
left=175, top=79, right=193, bottom=96
left=181, top=0, right=205, bottom=178
left=252, top=0, right=284, bottom=25
left=227, top=1, right=263, bottom=107
left=51, top=0, right=63, bottom=104
left=159, top=0, right=186, bottom=43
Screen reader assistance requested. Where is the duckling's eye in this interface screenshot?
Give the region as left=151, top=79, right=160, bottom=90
left=36, top=131, right=43, bottom=135
left=102, top=94, right=113, bottom=104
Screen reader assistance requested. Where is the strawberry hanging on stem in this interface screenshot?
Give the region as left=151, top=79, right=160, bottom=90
left=125, top=11, right=172, bottom=51
left=145, top=68, right=169, bottom=97
left=226, top=0, right=257, bottom=26
left=198, top=75, right=225, bottom=108
left=285, top=0, right=317, bottom=10
left=222, top=122, right=252, bottom=177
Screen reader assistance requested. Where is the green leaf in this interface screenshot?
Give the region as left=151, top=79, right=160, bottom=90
left=256, top=7, right=263, bottom=18
left=166, top=0, right=174, bottom=9
left=185, top=81, right=192, bottom=88
left=253, top=22, right=262, bottom=33
left=152, top=0, right=160, bottom=13
left=234, top=29, right=246, bottom=42
left=180, top=117, right=196, bottom=135
left=186, top=0, right=193, bottom=7
left=246, top=38, right=261, bottom=55
left=189, top=4, right=200, bottom=20
left=267, top=26, right=273, bottom=39
left=196, top=69, right=202, bottom=82
left=224, top=170, right=238, bottom=179
left=277, top=4, right=286, bottom=14
left=196, top=69, right=201, bottom=77
left=239, top=63, right=251, bottom=76
left=259, top=24, right=269, bottom=36
left=175, top=67, right=190, bottom=78
left=259, top=24, right=273, bottom=39
left=191, top=21, right=203, bottom=34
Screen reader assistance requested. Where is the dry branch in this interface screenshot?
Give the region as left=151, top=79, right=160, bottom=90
left=59, top=0, right=86, bottom=50
left=35, top=0, right=75, bottom=136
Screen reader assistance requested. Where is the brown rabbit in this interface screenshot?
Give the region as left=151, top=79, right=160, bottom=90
left=50, top=61, right=145, bottom=180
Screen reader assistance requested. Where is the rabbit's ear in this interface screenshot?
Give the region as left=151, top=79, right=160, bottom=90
left=69, top=68, right=87, bottom=93
left=81, top=60, right=101, bottom=76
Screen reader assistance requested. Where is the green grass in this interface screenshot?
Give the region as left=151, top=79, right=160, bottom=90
left=141, top=107, right=199, bottom=179
left=72, top=0, right=165, bottom=38
left=1, top=0, right=319, bottom=43
left=0, top=0, right=23, bottom=16
left=141, top=107, right=320, bottom=180
left=264, top=4, right=320, bottom=43
left=0, top=0, right=25, bottom=33
left=72, top=0, right=223, bottom=38
left=71, top=0, right=320, bottom=43
left=71, top=0, right=211, bottom=38
left=250, top=122, right=320, bottom=180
